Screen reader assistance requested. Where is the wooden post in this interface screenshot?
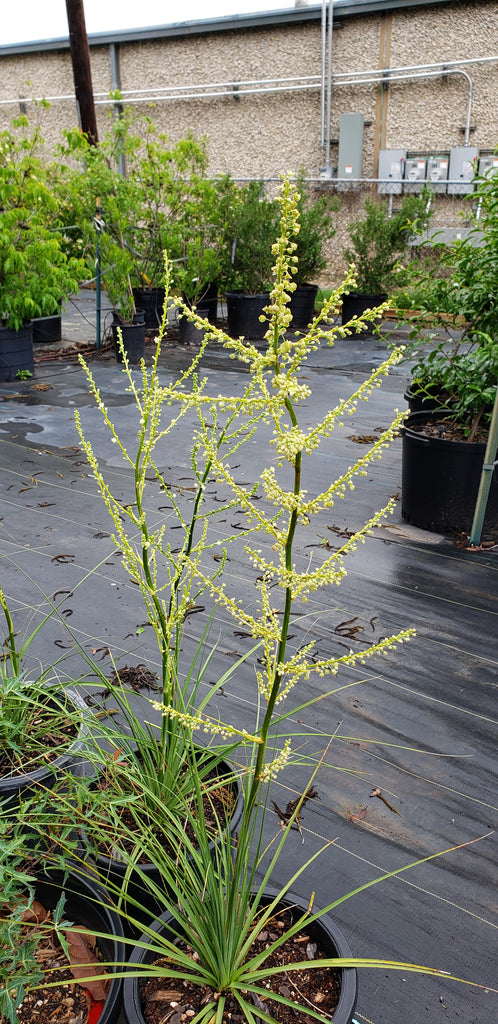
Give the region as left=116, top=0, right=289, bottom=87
left=65, top=0, right=98, bottom=145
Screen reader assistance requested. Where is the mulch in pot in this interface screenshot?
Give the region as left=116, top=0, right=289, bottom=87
left=139, top=907, right=341, bottom=1024
left=0, top=709, right=79, bottom=777
left=410, top=417, right=489, bottom=444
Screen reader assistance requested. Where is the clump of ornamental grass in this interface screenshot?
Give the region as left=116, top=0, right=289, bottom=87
left=72, top=175, right=412, bottom=822
left=58, top=175, right=445, bottom=1022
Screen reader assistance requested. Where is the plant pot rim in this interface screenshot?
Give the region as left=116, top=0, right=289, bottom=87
left=0, top=687, right=91, bottom=792
left=80, top=752, right=244, bottom=876
left=402, top=409, right=488, bottom=450
left=225, top=289, right=271, bottom=299
left=122, top=887, right=358, bottom=1024
left=28, top=865, right=125, bottom=1024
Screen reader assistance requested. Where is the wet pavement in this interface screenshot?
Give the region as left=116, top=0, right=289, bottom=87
left=0, top=292, right=496, bottom=1024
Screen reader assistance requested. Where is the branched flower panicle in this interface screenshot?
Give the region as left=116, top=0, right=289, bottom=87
left=76, top=171, right=412, bottom=849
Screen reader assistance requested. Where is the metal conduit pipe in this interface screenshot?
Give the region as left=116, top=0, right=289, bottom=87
left=320, top=0, right=327, bottom=148
left=0, top=53, right=495, bottom=111
left=324, top=0, right=334, bottom=173
left=332, top=53, right=498, bottom=80
left=334, top=67, right=473, bottom=146
left=119, top=74, right=321, bottom=96
left=94, top=83, right=322, bottom=104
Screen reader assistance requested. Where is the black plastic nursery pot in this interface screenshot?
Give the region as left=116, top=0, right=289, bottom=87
left=403, top=384, right=446, bottom=414
left=112, top=312, right=146, bottom=364
left=178, top=309, right=207, bottom=345
left=29, top=866, right=125, bottom=1024
left=401, top=410, right=498, bottom=534
left=122, top=889, right=358, bottom=1024
left=0, top=322, right=34, bottom=381
left=0, top=688, right=92, bottom=808
left=225, top=290, right=270, bottom=340
left=31, top=313, right=63, bottom=344
left=195, top=282, right=219, bottom=325
left=289, top=282, right=318, bottom=330
left=341, top=292, right=387, bottom=332
left=81, top=762, right=244, bottom=936
left=132, top=288, right=166, bottom=330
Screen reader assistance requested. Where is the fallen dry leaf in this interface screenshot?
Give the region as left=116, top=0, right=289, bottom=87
left=20, top=900, right=48, bottom=924
left=65, top=928, right=109, bottom=1000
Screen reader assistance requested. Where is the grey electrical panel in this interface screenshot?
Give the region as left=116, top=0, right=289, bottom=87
left=337, top=113, right=364, bottom=185
left=447, top=146, right=478, bottom=194
left=404, top=157, right=427, bottom=192
left=479, top=154, right=498, bottom=179
left=427, top=155, right=449, bottom=193
left=378, top=149, right=406, bottom=194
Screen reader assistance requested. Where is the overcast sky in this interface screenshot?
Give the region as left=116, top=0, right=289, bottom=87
left=2, top=1, right=315, bottom=46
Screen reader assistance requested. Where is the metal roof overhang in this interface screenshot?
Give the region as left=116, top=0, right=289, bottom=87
left=0, top=0, right=461, bottom=56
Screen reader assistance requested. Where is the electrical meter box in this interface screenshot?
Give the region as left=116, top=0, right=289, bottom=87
left=404, top=157, right=427, bottom=192
left=448, top=146, right=478, bottom=194
left=479, top=154, right=498, bottom=178
left=378, top=149, right=406, bottom=194
left=427, top=156, right=449, bottom=193
left=337, top=113, right=364, bottom=186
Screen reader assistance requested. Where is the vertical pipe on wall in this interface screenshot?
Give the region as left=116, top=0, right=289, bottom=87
left=324, top=0, right=334, bottom=174
left=109, top=43, right=126, bottom=176
left=320, top=0, right=327, bottom=147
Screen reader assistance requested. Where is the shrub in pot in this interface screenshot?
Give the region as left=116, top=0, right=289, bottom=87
left=341, top=191, right=431, bottom=332
left=170, top=174, right=233, bottom=341
left=222, top=179, right=280, bottom=338
left=398, top=166, right=498, bottom=534
left=0, top=118, right=85, bottom=380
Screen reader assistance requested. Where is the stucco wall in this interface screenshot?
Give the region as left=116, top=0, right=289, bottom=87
left=0, top=1, right=496, bottom=283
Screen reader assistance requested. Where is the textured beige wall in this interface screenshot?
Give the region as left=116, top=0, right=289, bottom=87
left=0, top=1, right=496, bottom=283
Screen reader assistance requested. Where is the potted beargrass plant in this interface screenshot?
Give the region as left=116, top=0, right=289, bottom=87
left=67, top=175, right=422, bottom=1021
left=2, top=174, right=486, bottom=1024
left=0, top=584, right=90, bottom=808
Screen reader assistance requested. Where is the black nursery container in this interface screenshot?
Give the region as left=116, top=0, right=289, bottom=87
left=122, top=889, right=358, bottom=1024
left=341, top=292, right=387, bottom=332
left=132, top=288, right=165, bottom=330
left=0, top=323, right=34, bottom=381
left=112, top=311, right=146, bottom=364
left=289, top=283, right=318, bottom=330
left=225, top=291, right=270, bottom=340
left=33, top=867, right=124, bottom=1024
left=401, top=411, right=498, bottom=534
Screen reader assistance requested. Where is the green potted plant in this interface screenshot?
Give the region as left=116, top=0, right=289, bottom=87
left=170, top=174, right=234, bottom=342
left=128, top=124, right=217, bottom=330
left=290, top=169, right=339, bottom=329
left=0, top=809, right=124, bottom=1024
left=222, top=180, right=280, bottom=339
left=69, top=175, right=420, bottom=1021
left=341, top=191, right=431, bottom=332
left=56, top=121, right=146, bottom=362
left=0, top=584, right=90, bottom=808
left=399, top=166, right=498, bottom=534
left=0, top=118, right=85, bottom=380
